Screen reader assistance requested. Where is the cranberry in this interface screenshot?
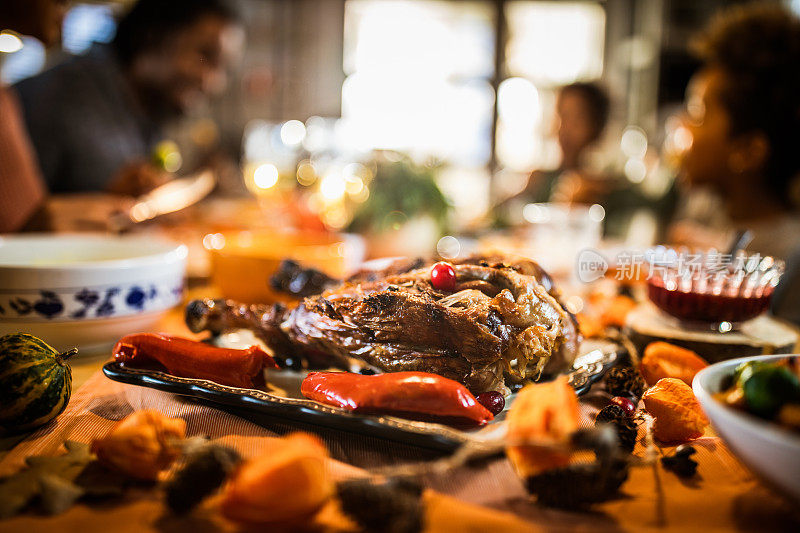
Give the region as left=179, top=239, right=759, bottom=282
left=476, top=391, right=505, bottom=415
left=430, top=262, right=456, bottom=292
left=610, top=395, right=637, bottom=416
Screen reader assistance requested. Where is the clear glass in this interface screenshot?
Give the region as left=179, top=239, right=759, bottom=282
left=646, top=247, right=786, bottom=330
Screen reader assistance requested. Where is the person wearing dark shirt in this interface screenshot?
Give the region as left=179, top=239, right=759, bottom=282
left=15, top=0, right=244, bottom=195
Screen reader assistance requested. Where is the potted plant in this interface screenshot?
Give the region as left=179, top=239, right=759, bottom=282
left=348, top=154, right=451, bottom=258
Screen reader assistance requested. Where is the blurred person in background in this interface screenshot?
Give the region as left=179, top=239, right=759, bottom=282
left=496, top=82, right=672, bottom=236
left=0, top=0, right=66, bottom=232
left=493, top=82, right=612, bottom=227
left=519, top=82, right=611, bottom=205
left=671, top=3, right=800, bottom=261
left=15, top=0, right=244, bottom=197
left=670, top=3, right=800, bottom=325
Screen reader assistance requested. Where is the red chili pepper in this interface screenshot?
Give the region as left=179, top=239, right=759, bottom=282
left=113, top=333, right=277, bottom=389
left=300, top=371, right=494, bottom=426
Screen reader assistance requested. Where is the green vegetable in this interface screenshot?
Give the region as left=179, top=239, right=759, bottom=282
left=733, top=361, right=769, bottom=388
left=0, top=333, right=75, bottom=434
left=743, top=365, right=800, bottom=418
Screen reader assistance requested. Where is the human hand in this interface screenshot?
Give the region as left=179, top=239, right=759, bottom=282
left=43, top=193, right=135, bottom=233
left=107, top=161, right=171, bottom=197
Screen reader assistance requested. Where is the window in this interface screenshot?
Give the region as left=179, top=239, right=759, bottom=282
left=506, top=1, right=605, bottom=86
left=342, top=0, right=495, bottom=166
left=342, top=0, right=606, bottom=219
left=499, top=1, right=606, bottom=171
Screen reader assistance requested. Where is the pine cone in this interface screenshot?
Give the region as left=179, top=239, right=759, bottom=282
left=526, top=460, right=629, bottom=509
left=165, top=444, right=241, bottom=514
left=336, top=477, right=423, bottom=533
left=605, top=366, right=646, bottom=399
left=595, top=405, right=638, bottom=453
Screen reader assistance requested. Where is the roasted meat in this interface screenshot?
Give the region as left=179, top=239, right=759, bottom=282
left=186, top=256, right=580, bottom=394
left=269, top=257, right=426, bottom=298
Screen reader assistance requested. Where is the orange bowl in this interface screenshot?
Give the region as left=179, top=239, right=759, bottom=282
left=206, top=231, right=364, bottom=303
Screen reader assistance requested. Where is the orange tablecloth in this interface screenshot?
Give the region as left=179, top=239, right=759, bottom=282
left=2, top=363, right=799, bottom=532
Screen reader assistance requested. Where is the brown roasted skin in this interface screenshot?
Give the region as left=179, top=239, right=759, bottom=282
left=269, top=257, right=426, bottom=298
left=186, top=256, right=580, bottom=394
left=282, top=262, right=575, bottom=393
left=185, top=299, right=305, bottom=369
left=453, top=255, right=580, bottom=376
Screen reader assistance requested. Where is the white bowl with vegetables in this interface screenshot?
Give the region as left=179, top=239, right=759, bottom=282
left=0, top=234, right=187, bottom=352
left=693, top=354, right=800, bottom=503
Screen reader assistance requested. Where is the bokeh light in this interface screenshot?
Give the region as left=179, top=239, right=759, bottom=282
left=280, top=120, right=306, bottom=146
left=523, top=203, right=551, bottom=224
left=620, top=126, right=648, bottom=159
left=673, top=126, right=693, bottom=153
left=385, top=211, right=408, bottom=231
left=564, top=295, right=585, bottom=314
left=296, top=160, right=318, bottom=186
left=351, top=185, right=370, bottom=203
left=202, top=233, right=226, bottom=250
left=323, top=206, right=349, bottom=229
left=254, top=163, right=279, bottom=189
left=320, top=171, right=346, bottom=200
left=624, top=158, right=647, bottom=183
left=436, top=236, right=461, bottom=259
left=0, top=31, right=24, bottom=54
left=588, top=204, right=606, bottom=222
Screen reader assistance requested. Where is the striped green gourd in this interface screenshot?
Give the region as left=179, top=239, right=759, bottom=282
left=0, top=333, right=75, bottom=434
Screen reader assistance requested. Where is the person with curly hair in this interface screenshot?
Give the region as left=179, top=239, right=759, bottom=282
left=673, top=3, right=800, bottom=260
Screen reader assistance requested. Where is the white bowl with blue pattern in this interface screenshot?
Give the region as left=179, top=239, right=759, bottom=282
left=0, top=234, right=187, bottom=352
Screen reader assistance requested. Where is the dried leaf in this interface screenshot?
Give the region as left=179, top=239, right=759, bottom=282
left=39, top=475, right=84, bottom=515
left=73, top=461, right=129, bottom=498
left=0, top=440, right=130, bottom=519
left=0, top=469, right=42, bottom=519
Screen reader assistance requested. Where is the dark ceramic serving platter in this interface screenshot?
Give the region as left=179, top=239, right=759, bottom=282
left=103, top=340, right=620, bottom=451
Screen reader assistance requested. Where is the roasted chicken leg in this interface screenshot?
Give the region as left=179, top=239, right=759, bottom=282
left=186, top=256, right=580, bottom=394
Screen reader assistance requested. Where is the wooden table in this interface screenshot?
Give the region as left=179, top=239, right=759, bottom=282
left=0, top=304, right=197, bottom=457
left=2, top=299, right=800, bottom=531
